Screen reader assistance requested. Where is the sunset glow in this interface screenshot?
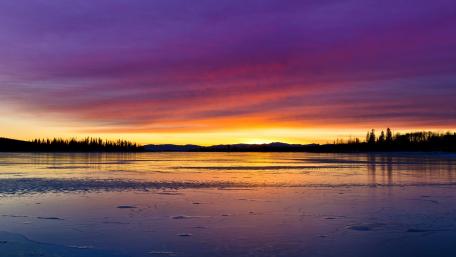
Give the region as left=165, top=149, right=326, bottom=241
left=1, top=1, right=455, bottom=144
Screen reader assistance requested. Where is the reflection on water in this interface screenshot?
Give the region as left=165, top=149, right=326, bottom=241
left=0, top=152, right=456, bottom=191
left=1, top=152, right=456, bottom=257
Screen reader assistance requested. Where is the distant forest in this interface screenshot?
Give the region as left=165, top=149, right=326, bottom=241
left=1, top=129, right=455, bottom=152
left=0, top=137, right=142, bottom=152
left=318, top=129, right=456, bottom=152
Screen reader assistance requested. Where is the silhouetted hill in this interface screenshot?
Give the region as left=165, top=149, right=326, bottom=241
left=144, top=142, right=320, bottom=152
left=0, top=137, right=33, bottom=151
left=144, top=144, right=202, bottom=152
left=201, top=142, right=317, bottom=152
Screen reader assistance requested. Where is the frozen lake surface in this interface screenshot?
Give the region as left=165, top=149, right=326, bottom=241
left=1, top=152, right=456, bottom=257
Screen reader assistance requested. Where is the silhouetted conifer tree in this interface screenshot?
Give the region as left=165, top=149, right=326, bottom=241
left=378, top=131, right=385, bottom=144
left=368, top=129, right=376, bottom=144
left=386, top=128, right=393, bottom=143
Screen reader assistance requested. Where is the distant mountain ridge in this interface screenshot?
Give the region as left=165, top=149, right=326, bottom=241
left=144, top=144, right=202, bottom=152
left=144, top=142, right=318, bottom=152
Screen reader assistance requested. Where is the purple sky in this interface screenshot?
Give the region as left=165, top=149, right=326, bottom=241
left=0, top=0, right=455, bottom=143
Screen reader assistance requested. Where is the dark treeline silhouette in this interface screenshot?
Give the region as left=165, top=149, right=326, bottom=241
left=0, top=137, right=142, bottom=152
left=1, top=129, right=455, bottom=152
left=320, top=128, right=456, bottom=152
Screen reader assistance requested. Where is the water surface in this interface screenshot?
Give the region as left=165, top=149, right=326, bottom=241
left=1, top=152, right=456, bottom=257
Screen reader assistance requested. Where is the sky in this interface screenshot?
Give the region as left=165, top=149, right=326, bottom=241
left=0, top=0, right=455, bottom=145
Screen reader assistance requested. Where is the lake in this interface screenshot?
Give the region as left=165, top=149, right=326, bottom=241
left=1, top=152, right=456, bottom=257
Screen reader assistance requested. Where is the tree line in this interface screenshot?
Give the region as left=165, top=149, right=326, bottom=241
left=0, top=137, right=142, bottom=152
left=1, top=129, right=455, bottom=152
left=328, top=128, right=456, bottom=152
